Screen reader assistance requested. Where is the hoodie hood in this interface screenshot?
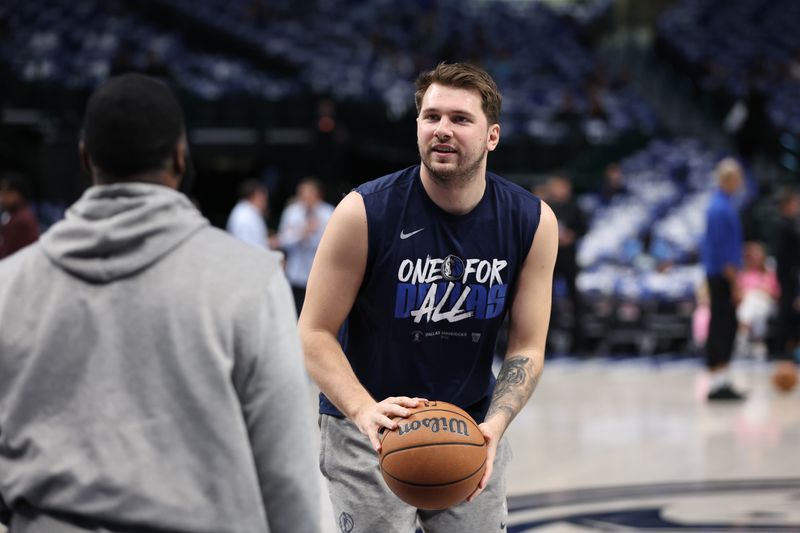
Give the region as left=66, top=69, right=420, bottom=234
left=41, top=183, right=208, bottom=283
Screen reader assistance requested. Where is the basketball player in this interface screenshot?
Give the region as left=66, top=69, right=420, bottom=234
left=299, top=63, right=558, bottom=532
left=0, top=74, right=319, bottom=533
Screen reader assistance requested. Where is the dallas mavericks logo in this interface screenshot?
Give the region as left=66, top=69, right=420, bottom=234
left=442, top=254, right=465, bottom=281
left=338, top=512, right=354, bottom=532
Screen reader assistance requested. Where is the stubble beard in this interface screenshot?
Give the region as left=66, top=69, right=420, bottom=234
left=419, top=145, right=487, bottom=188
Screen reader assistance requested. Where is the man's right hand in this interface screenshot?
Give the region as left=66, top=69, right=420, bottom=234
left=352, top=396, right=428, bottom=452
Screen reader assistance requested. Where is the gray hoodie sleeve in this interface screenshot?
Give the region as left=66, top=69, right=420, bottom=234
left=233, top=271, right=320, bottom=533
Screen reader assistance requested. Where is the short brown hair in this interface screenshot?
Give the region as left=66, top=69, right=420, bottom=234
left=414, top=62, right=502, bottom=125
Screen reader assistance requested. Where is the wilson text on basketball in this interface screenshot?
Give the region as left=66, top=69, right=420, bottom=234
left=397, top=416, right=469, bottom=437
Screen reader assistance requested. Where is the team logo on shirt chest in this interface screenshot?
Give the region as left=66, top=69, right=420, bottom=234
left=393, top=254, right=509, bottom=323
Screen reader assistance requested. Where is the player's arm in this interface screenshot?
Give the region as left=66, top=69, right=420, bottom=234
left=469, top=200, right=558, bottom=501
left=299, top=191, right=423, bottom=451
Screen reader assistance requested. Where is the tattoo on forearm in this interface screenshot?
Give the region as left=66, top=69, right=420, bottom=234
left=487, top=355, right=539, bottom=425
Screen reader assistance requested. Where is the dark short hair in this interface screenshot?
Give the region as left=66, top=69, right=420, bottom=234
left=414, top=62, right=502, bottom=125
left=237, top=179, right=267, bottom=200
left=83, top=73, right=185, bottom=180
left=0, top=172, right=31, bottom=200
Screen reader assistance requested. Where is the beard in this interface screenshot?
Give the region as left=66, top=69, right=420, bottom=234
left=419, top=142, right=487, bottom=187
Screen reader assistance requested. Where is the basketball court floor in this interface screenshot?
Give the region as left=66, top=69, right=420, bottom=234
left=315, top=356, right=800, bottom=532
left=1, top=357, right=795, bottom=532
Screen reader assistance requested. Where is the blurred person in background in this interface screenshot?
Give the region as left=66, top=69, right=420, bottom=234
left=702, top=158, right=745, bottom=400
left=531, top=180, right=549, bottom=202
left=599, top=162, right=626, bottom=206
left=692, top=280, right=711, bottom=351
left=0, top=74, right=319, bottom=533
left=735, top=241, right=779, bottom=360
left=226, top=179, right=270, bottom=249
left=775, top=187, right=800, bottom=366
left=0, top=173, right=39, bottom=259
left=276, top=177, right=333, bottom=315
left=142, top=49, right=173, bottom=84
left=547, top=173, right=587, bottom=353
left=553, top=93, right=583, bottom=154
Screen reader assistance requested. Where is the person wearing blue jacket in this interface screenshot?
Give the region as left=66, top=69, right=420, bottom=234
left=702, top=158, right=746, bottom=400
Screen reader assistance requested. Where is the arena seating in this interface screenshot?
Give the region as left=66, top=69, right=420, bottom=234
left=657, top=0, right=800, bottom=137
left=566, top=139, right=748, bottom=354
left=151, top=0, right=656, bottom=139
left=0, top=0, right=657, bottom=141
left=0, top=0, right=299, bottom=100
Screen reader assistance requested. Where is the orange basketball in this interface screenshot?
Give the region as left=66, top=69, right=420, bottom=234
left=772, top=361, right=798, bottom=392
left=379, top=400, right=487, bottom=510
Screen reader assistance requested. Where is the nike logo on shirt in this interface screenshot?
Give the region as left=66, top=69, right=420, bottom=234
left=400, top=228, right=425, bottom=239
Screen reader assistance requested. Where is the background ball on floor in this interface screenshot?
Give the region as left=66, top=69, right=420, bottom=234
left=772, top=361, right=798, bottom=392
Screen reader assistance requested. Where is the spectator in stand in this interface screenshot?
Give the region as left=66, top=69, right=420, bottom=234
left=547, top=173, right=588, bottom=353
left=774, top=187, right=800, bottom=366
left=701, top=158, right=745, bottom=400
left=734, top=77, right=767, bottom=162
left=276, top=177, right=334, bottom=315
left=735, top=241, right=779, bottom=359
left=109, top=49, right=134, bottom=77
left=554, top=93, right=583, bottom=152
left=0, top=173, right=39, bottom=259
left=587, top=89, right=609, bottom=122
left=142, top=50, right=174, bottom=85
left=226, top=180, right=270, bottom=249
left=599, top=163, right=627, bottom=206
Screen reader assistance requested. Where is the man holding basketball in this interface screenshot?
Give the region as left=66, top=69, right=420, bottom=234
left=300, top=63, right=558, bottom=532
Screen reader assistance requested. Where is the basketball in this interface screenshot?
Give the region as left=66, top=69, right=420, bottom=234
left=772, top=362, right=798, bottom=393
left=379, top=400, right=487, bottom=510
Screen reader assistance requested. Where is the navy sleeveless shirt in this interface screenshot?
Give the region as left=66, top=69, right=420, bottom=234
left=319, top=166, right=541, bottom=422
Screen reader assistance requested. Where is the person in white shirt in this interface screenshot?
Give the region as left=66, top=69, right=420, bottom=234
left=277, top=178, right=334, bottom=314
left=226, top=180, right=269, bottom=248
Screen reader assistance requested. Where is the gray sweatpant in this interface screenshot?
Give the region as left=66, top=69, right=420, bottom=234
left=319, top=414, right=511, bottom=533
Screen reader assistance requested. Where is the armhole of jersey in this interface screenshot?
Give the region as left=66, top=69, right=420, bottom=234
left=502, top=195, right=543, bottom=321
left=360, top=191, right=377, bottom=291
left=526, top=196, right=543, bottom=259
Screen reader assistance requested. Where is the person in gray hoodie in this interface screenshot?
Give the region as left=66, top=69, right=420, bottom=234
left=0, top=74, right=319, bottom=533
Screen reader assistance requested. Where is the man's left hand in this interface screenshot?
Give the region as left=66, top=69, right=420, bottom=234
left=466, top=419, right=504, bottom=502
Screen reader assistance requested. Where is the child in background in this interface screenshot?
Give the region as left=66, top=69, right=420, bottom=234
left=736, top=241, right=780, bottom=359
left=692, top=280, right=710, bottom=350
